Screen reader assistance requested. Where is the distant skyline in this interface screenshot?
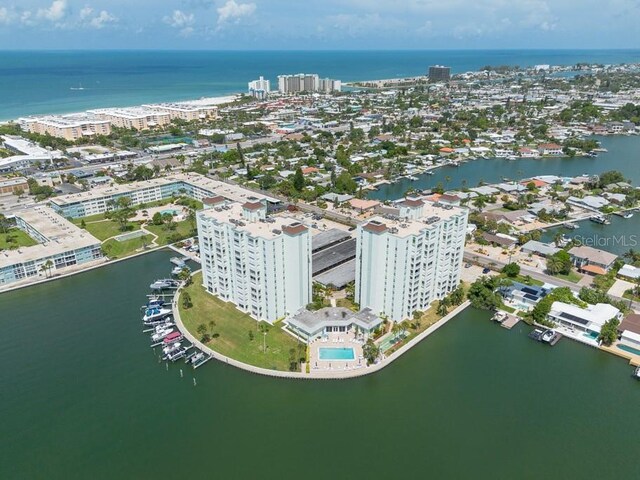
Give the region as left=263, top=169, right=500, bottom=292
left=0, top=1, right=639, bottom=50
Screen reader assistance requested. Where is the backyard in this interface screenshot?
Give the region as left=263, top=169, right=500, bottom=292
left=179, top=272, right=301, bottom=371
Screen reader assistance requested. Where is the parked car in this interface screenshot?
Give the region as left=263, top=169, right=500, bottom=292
left=482, top=267, right=491, bottom=274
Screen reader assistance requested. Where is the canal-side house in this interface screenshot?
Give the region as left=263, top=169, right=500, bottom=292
left=498, top=282, right=552, bottom=311
left=568, top=245, right=618, bottom=276
left=617, top=314, right=640, bottom=350
left=547, top=302, right=622, bottom=337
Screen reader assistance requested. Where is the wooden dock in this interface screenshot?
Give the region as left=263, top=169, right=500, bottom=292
left=500, top=314, right=521, bottom=330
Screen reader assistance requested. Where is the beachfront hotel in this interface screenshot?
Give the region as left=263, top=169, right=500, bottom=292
left=248, top=76, right=271, bottom=99
left=196, top=197, right=311, bottom=322
left=0, top=206, right=103, bottom=286
left=49, top=172, right=280, bottom=218
left=355, top=198, right=468, bottom=321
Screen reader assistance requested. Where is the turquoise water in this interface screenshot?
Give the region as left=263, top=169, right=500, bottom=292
left=319, top=347, right=355, bottom=360
left=618, top=344, right=640, bottom=355
left=160, top=209, right=179, bottom=216
left=2, top=50, right=640, bottom=119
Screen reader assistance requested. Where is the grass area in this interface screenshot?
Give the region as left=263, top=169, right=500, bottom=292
left=179, top=272, right=302, bottom=371
left=82, top=220, right=141, bottom=241
left=0, top=228, right=38, bottom=249
left=71, top=212, right=108, bottom=224
left=336, top=297, right=359, bottom=311
left=623, top=290, right=640, bottom=302
left=501, top=274, right=545, bottom=286
left=101, top=234, right=154, bottom=259
left=145, top=220, right=196, bottom=245
left=555, top=270, right=583, bottom=283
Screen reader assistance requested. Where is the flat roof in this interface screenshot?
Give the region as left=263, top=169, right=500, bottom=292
left=312, top=238, right=357, bottom=276
left=50, top=172, right=280, bottom=207
left=0, top=206, right=101, bottom=266
left=287, top=306, right=382, bottom=335
left=314, top=259, right=356, bottom=289
left=198, top=203, right=307, bottom=240
left=311, top=228, right=351, bottom=253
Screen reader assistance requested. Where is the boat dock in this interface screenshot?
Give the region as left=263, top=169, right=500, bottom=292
left=528, top=328, right=562, bottom=346
left=492, top=311, right=521, bottom=330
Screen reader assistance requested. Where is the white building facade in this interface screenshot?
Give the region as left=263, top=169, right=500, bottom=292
left=355, top=199, right=468, bottom=321
left=197, top=198, right=311, bottom=323
left=248, top=76, right=271, bottom=99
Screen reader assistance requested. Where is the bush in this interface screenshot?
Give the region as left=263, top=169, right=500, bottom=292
left=502, top=262, right=520, bottom=278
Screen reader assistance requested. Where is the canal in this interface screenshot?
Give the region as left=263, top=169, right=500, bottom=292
left=1, top=250, right=639, bottom=479
left=369, top=135, right=640, bottom=201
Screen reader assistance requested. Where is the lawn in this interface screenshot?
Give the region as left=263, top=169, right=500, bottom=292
left=145, top=220, right=196, bottom=245
left=0, top=228, right=38, bottom=249
left=101, top=234, right=154, bottom=259
left=81, top=220, right=141, bottom=241
left=179, top=272, right=302, bottom=371
left=501, top=274, right=545, bottom=286
left=555, top=270, right=583, bottom=283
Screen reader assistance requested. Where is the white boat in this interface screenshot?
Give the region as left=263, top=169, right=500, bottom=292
left=565, top=223, right=579, bottom=230
left=165, top=347, right=187, bottom=362
left=150, top=279, right=180, bottom=290
left=506, top=155, right=518, bottom=161
left=170, top=256, right=188, bottom=267
left=634, top=366, right=640, bottom=379
left=407, top=175, right=419, bottom=181
left=163, top=341, right=182, bottom=356
left=143, top=307, right=172, bottom=323
left=151, top=327, right=174, bottom=343
left=171, top=265, right=190, bottom=276
left=623, top=212, right=634, bottom=219
left=590, top=215, right=610, bottom=225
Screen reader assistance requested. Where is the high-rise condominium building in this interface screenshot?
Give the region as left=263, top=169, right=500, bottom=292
left=428, top=65, right=451, bottom=83
left=248, top=76, right=271, bottom=99
left=197, top=197, right=311, bottom=323
left=355, top=198, right=468, bottom=321
left=277, top=74, right=341, bottom=94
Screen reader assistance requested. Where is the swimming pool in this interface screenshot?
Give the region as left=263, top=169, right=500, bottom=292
left=617, top=344, right=640, bottom=356
left=318, top=347, right=355, bottom=361
left=160, top=209, right=178, bottom=216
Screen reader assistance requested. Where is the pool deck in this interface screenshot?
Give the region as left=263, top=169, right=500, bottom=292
left=600, top=341, right=640, bottom=367
left=309, top=332, right=365, bottom=372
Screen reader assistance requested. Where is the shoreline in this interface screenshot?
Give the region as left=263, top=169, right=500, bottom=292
left=171, top=280, right=471, bottom=380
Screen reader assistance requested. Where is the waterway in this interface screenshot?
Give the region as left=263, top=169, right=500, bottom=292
left=369, top=136, right=640, bottom=201
left=540, top=214, right=640, bottom=257
left=1, top=250, right=639, bottom=479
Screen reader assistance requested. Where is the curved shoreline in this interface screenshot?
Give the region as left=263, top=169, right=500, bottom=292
left=171, top=284, right=470, bottom=380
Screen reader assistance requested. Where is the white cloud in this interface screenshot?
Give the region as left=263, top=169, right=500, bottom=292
left=164, top=10, right=196, bottom=36
left=89, top=10, right=117, bottom=29
left=80, top=7, right=93, bottom=21
left=217, top=1, right=256, bottom=26
left=37, top=0, right=67, bottom=22
left=0, top=7, right=12, bottom=25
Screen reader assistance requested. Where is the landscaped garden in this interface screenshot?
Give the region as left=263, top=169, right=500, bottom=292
left=179, top=272, right=303, bottom=371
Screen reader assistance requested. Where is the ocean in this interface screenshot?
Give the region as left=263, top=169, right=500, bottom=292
left=1, top=49, right=639, bottom=120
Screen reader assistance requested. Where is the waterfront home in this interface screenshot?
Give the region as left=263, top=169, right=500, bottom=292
left=498, top=281, right=552, bottom=311
left=566, top=195, right=610, bottom=212
left=568, top=245, right=618, bottom=275
left=521, top=240, right=560, bottom=258
left=618, top=264, right=640, bottom=281
left=618, top=314, right=640, bottom=350
left=481, top=232, right=518, bottom=248
left=548, top=302, right=622, bottom=337
left=286, top=307, right=383, bottom=341
left=537, top=143, right=563, bottom=156
left=482, top=210, right=535, bottom=226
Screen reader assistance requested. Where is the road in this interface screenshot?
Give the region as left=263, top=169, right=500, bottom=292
left=464, top=249, right=640, bottom=311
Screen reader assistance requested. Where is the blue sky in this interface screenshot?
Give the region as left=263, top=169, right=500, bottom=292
left=0, top=0, right=639, bottom=49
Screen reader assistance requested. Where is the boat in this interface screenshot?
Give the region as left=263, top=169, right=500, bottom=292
left=506, top=155, right=518, bottom=161
left=171, top=265, right=190, bottom=276
left=170, top=256, right=188, bottom=267
left=541, top=329, right=562, bottom=346
left=150, top=279, right=180, bottom=290
left=191, top=352, right=213, bottom=369
left=556, top=234, right=570, bottom=248
left=165, top=347, right=188, bottom=362
left=162, top=331, right=183, bottom=345
left=141, top=299, right=165, bottom=310
left=590, top=215, right=610, bottom=225
left=425, top=171, right=435, bottom=176
left=70, top=83, right=85, bottom=91
left=162, top=341, right=182, bottom=356
left=407, top=175, right=419, bottom=181
left=623, top=212, right=634, bottom=219
left=142, top=307, right=172, bottom=324
left=565, top=223, right=579, bottom=230
left=151, top=327, right=174, bottom=343
left=528, top=329, right=544, bottom=341
left=634, top=366, right=640, bottom=380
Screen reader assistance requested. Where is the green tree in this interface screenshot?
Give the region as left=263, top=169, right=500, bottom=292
left=182, top=292, right=193, bottom=309
left=362, top=339, right=380, bottom=365
left=546, top=250, right=572, bottom=275
left=292, top=167, right=305, bottom=192
left=502, top=262, right=521, bottom=278
left=598, top=318, right=620, bottom=346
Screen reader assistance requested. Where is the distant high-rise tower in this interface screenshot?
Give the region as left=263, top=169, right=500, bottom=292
left=428, top=65, right=451, bottom=83
left=248, top=76, right=271, bottom=100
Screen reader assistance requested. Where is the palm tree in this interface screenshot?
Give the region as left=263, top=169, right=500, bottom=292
left=43, top=259, right=54, bottom=278
left=436, top=298, right=450, bottom=316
